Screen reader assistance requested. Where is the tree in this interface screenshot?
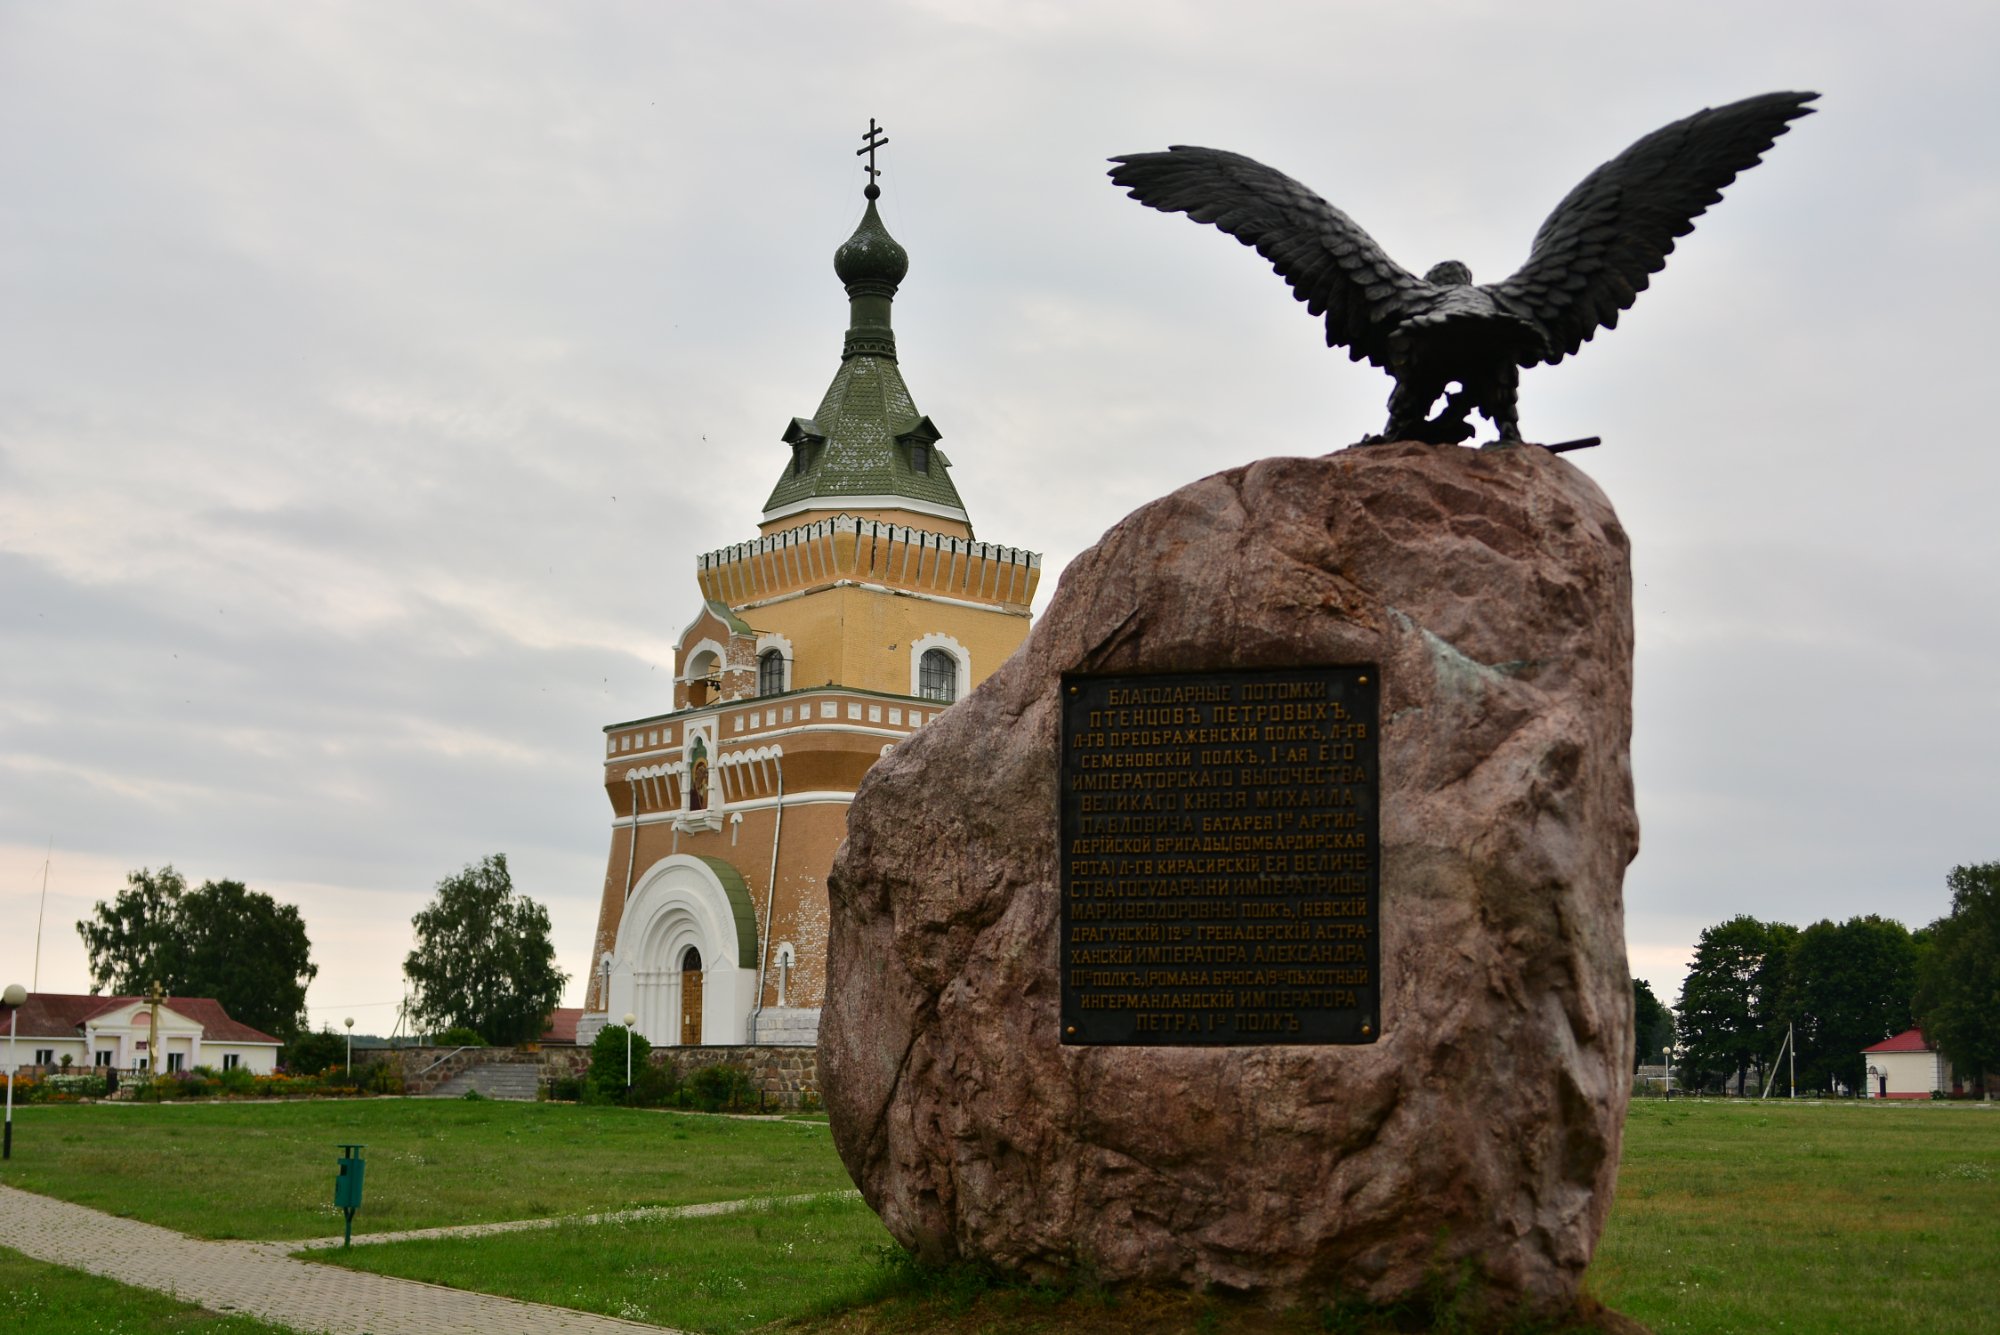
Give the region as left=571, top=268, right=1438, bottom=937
left=77, top=867, right=318, bottom=1038
left=1914, top=862, right=2000, bottom=1096
left=1632, top=977, right=1675, bottom=1072
left=1781, top=915, right=1917, bottom=1095
left=404, top=854, right=567, bottom=1045
left=76, top=866, right=186, bottom=996
left=178, top=879, right=316, bottom=1037
left=1675, top=916, right=1797, bottom=1094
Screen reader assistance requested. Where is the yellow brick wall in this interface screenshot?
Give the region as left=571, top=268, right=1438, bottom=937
left=750, top=584, right=1029, bottom=697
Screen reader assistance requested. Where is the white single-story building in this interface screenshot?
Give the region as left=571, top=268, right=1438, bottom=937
left=1, top=992, right=282, bottom=1075
left=1860, top=1027, right=1951, bottom=1099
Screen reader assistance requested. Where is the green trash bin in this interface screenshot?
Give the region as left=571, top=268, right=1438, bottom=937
left=334, top=1143, right=366, bottom=1246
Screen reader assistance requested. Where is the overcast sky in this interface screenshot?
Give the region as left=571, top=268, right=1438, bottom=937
left=4, top=2, right=1994, bottom=1035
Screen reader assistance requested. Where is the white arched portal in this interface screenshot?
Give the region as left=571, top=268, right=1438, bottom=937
left=604, top=854, right=759, bottom=1047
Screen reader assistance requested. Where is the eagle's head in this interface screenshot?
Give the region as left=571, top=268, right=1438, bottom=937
left=1424, top=260, right=1473, bottom=286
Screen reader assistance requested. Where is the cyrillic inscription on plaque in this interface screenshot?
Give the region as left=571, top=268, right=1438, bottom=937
left=1060, top=667, right=1380, bottom=1046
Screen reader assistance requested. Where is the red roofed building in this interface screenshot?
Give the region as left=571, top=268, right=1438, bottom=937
left=1, top=992, right=282, bottom=1076
left=1860, top=1027, right=1951, bottom=1099
left=540, top=1008, right=583, bottom=1046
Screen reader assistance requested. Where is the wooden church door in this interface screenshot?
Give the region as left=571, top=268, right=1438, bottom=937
left=680, top=946, right=704, bottom=1045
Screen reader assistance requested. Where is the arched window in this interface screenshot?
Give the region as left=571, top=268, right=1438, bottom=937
left=758, top=650, right=785, bottom=697
left=774, top=941, right=795, bottom=1008
left=919, top=648, right=957, bottom=703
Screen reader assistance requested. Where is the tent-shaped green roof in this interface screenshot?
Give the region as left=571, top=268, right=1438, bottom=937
left=761, top=190, right=969, bottom=527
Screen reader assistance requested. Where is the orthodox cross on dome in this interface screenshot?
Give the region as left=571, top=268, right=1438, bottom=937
left=857, top=117, right=889, bottom=198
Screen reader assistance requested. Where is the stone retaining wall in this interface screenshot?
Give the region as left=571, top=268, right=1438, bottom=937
left=382, top=1043, right=820, bottom=1108
left=659, top=1044, right=819, bottom=1109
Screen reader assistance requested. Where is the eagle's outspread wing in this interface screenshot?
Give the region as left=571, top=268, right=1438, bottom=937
left=1487, top=91, right=1818, bottom=367
left=1108, top=147, right=1432, bottom=371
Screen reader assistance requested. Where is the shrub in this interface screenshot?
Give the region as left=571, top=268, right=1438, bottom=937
left=41, top=1072, right=107, bottom=1101
left=434, top=1026, right=488, bottom=1049
left=585, top=1024, right=651, bottom=1102
left=147, top=1072, right=208, bottom=1101
left=628, top=1059, right=679, bottom=1107
left=216, top=1066, right=257, bottom=1096
left=679, top=1062, right=757, bottom=1112
left=281, top=1028, right=348, bottom=1076
left=547, top=1075, right=583, bottom=1102
left=366, top=1064, right=405, bottom=1095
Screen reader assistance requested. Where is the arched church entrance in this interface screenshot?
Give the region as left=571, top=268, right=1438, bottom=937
left=603, top=855, right=758, bottom=1047
left=680, top=946, right=704, bottom=1046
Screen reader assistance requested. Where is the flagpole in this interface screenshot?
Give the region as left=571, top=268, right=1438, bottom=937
left=32, top=838, right=52, bottom=992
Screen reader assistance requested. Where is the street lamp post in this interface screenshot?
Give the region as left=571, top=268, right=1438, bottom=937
left=344, top=1017, right=355, bottom=1076
left=623, top=1012, right=638, bottom=1092
left=1663, top=1044, right=1673, bottom=1101
left=4, top=982, right=26, bottom=1160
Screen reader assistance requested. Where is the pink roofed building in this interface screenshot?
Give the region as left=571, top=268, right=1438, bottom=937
left=0, top=992, right=282, bottom=1076
left=1860, top=1027, right=1952, bottom=1100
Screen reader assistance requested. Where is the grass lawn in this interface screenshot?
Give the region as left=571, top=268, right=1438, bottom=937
left=1587, top=1098, right=2000, bottom=1335
left=319, top=1191, right=893, bottom=1333
left=0, top=1246, right=298, bottom=1335
left=4, top=1095, right=1996, bottom=1333
left=0, top=1099, right=852, bottom=1241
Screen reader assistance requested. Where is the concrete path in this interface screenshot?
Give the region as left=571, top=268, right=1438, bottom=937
left=0, top=1183, right=678, bottom=1334
left=275, top=1189, right=859, bottom=1253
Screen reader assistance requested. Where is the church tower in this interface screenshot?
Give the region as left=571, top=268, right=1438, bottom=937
left=581, top=130, right=1040, bottom=1049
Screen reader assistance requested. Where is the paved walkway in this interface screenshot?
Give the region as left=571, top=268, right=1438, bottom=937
left=1, top=1183, right=680, bottom=1334
left=274, top=1190, right=858, bottom=1253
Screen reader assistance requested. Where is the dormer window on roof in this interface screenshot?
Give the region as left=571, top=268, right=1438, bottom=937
left=897, top=416, right=940, bottom=476
left=783, top=418, right=826, bottom=477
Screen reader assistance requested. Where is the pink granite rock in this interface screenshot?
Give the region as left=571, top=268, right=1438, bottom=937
left=821, top=441, right=1639, bottom=1318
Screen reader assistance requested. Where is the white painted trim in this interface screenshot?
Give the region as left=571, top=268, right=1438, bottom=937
left=617, top=790, right=853, bottom=826
left=911, top=632, right=971, bottom=703
left=734, top=579, right=1033, bottom=616
left=607, top=721, right=913, bottom=772
left=729, top=721, right=909, bottom=744
left=681, top=639, right=726, bottom=684
left=759, top=495, right=969, bottom=526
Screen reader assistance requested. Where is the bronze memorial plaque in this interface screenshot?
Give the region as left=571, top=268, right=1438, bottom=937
left=1060, top=667, right=1380, bottom=1046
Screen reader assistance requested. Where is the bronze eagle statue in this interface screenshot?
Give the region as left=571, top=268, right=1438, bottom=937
left=1109, top=91, right=1817, bottom=447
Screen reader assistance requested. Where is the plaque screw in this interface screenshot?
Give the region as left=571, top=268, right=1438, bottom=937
left=1358, top=675, right=1369, bottom=686
left=1361, top=1023, right=1374, bottom=1037
left=1067, top=686, right=1078, bottom=695
left=1065, top=1025, right=1077, bottom=1035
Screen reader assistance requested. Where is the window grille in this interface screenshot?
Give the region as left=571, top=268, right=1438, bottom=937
left=919, top=648, right=957, bottom=702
